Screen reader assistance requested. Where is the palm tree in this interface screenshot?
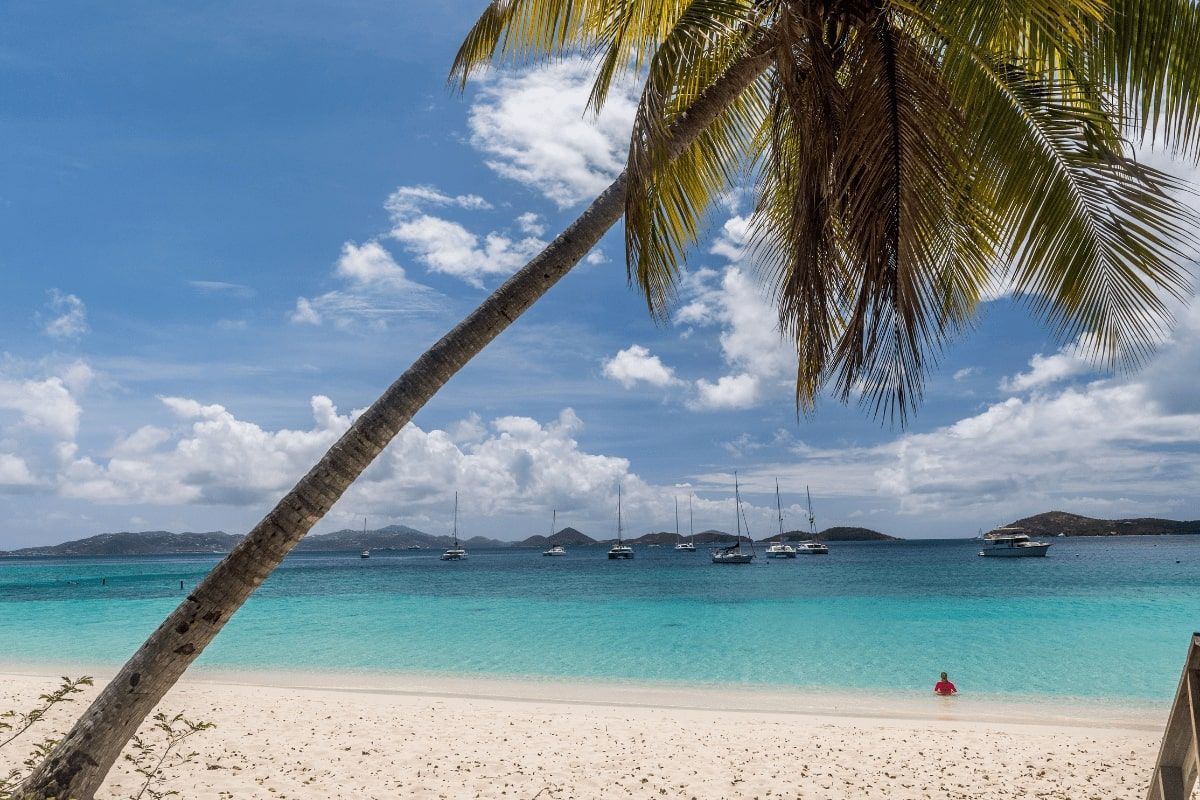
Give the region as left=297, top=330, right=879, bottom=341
left=20, top=0, right=1199, bottom=797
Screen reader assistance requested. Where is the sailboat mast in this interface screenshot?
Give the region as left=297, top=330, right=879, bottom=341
left=453, top=491, right=459, bottom=547
left=806, top=485, right=816, bottom=537
left=734, top=472, right=742, bottom=549
left=675, top=497, right=679, bottom=538
left=551, top=509, right=556, bottom=538
left=776, top=480, right=784, bottom=539
left=689, top=495, right=694, bottom=542
left=617, top=485, right=623, bottom=545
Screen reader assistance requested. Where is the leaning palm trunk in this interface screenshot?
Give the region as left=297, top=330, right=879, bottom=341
left=17, top=49, right=771, bottom=800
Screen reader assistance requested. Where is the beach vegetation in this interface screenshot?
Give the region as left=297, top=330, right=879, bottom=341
left=1, top=677, right=211, bottom=800
left=19, top=0, right=1200, bottom=797
left=124, top=713, right=215, bottom=800
left=0, top=676, right=92, bottom=799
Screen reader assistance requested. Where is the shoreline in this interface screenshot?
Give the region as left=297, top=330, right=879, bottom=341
left=0, top=662, right=1167, bottom=732
left=1, top=666, right=1164, bottom=799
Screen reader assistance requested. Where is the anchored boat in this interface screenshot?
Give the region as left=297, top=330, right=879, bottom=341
left=675, top=496, right=696, bottom=552
left=543, top=510, right=567, bottom=556
left=978, top=529, right=1051, bottom=557
left=712, top=473, right=754, bottom=564
left=440, top=493, right=468, bottom=561
left=765, top=480, right=797, bottom=558
left=608, top=486, right=633, bottom=559
left=796, top=486, right=829, bottom=555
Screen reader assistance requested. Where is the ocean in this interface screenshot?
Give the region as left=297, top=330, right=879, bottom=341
left=1, top=536, right=1197, bottom=704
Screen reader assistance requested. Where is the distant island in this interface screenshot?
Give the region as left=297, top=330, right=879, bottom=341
left=9, top=510, right=1199, bottom=556
left=1, top=522, right=899, bottom=556
left=987, top=511, right=1200, bottom=538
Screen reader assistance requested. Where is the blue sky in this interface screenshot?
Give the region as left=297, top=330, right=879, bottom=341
left=2, top=1, right=1198, bottom=549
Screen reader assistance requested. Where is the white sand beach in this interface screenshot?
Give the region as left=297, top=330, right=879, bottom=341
left=0, top=668, right=1163, bottom=799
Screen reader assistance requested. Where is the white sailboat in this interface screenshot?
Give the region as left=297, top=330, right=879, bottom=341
left=796, top=486, right=829, bottom=555
left=712, top=473, right=754, bottom=564
left=543, top=510, right=566, bottom=556
left=607, top=486, right=633, bottom=559
left=360, top=516, right=370, bottom=559
left=674, top=496, right=696, bottom=552
left=765, top=480, right=797, bottom=558
left=440, top=493, right=468, bottom=561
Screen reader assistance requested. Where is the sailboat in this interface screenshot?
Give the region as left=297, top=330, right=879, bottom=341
left=360, top=517, right=371, bottom=559
left=607, top=486, right=633, bottom=559
left=674, top=496, right=696, bottom=552
left=796, top=486, right=829, bottom=554
left=543, top=510, right=566, bottom=556
left=765, top=480, right=797, bottom=558
left=440, top=493, right=468, bottom=561
left=712, top=473, right=754, bottom=564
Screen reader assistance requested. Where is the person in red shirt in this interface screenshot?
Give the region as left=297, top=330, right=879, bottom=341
left=934, top=672, right=957, bottom=696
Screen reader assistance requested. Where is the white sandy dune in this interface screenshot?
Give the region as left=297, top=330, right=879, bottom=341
left=0, top=669, right=1163, bottom=799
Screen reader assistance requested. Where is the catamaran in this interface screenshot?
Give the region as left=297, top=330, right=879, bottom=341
left=607, top=486, right=634, bottom=559
left=674, top=496, right=696, bottom=551
left=796, top=486, right=829, bottom=555
left=440, top=493, right=468, bottom=561
left=765, top=480, right=797, bottom=558
left=712, top=473, right=754, bottom=564
left=543, top=510, right=566, bottom=556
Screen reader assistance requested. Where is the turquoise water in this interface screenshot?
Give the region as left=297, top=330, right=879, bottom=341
left=1, top=537, right=1197, bottom=702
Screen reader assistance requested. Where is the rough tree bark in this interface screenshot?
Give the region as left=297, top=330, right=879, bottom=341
left=17, top=48, right=772, bottom=800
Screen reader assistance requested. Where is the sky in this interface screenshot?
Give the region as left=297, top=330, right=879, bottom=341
left=1, top=1, right=1198, bottom=549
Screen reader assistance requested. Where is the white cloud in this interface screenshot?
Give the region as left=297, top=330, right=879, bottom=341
left=187, top=280, right=255, bottom=299
left=0, top=373, right=84, bottom=440
left=515, top=212, right=545, bottom=236
left=62, top=395, right=351, bottom=505
left=1000, top=340, right=1094, bottom=392
left=290, top=297, right=322, bottom=326
left=0, top=454, right=37, bottom=487
left=47, top=396, right=688, bottom=530
left=953, top=367, right=980, bottom=382
left=602, top=345, right=681, bottom=389
left=41, top=290, right=88, bottom=339
left=467, top=59, right=639, bottom=208
left=690, top=373, right=760, bottom=410
left=333, top=240, right=422, bottom=290
left=389, top=215, right=545, bottom=288
left=383, top=185, right=491, bottom=217
left=710, top=303, right=1200, bottom=522
left=676, top=264, right=793, bottom=411
left=384, top=184, right=546, bottom=288
left=292, top=239, right=439, bottom=329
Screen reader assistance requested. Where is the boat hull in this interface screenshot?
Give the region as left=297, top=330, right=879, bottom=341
left=766, top=550, right=796, bottom=559
left=607, top=550, right=634, bottom=559
left=711, top=552, right=755, bottom=564
left=978, top=544, right=1050, bottom=558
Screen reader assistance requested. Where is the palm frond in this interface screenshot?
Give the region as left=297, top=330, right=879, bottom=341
left=450, top=0, right=598, bottom=89
left=918, top=5, right=1198, bottom=366
left=827, top=14, right=994, bottom=422
left=1090, top=0, right=1200, bottom=154
left=623, top=1, right=768, bottom=319
left=750, top=5, right=851, bottom=412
